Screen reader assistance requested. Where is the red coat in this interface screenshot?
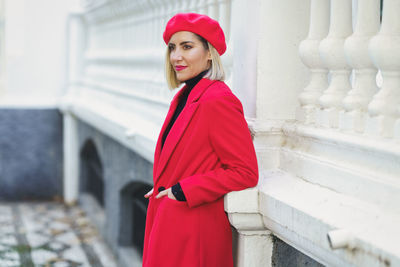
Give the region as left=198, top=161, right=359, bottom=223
left=143, top=78, right=258, bottom=267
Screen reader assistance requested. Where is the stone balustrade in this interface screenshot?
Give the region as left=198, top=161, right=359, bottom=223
left=81, top=0, right=233, bottom=110
left=298, top=0, right=400, bottom=139
left=318, top=0, right=353, bottom=128
left=297, top=0, right=329, bottom=124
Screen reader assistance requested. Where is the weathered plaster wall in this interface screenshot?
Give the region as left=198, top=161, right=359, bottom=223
left=0, top=109, right=63, bottom=200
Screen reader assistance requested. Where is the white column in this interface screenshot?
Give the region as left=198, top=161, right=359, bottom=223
left=61, top=12, right=86, bottom=204
left=225, top=189, right=273, bottom=267
left=0, top=0, right=5, bottom=94
left=218, top=0, right=231, bottom=39
left=367, top=0, right=400, bottom=137
left=318, top=0, right=353, bottom=128
left=236, top=230, right=273, bottom=267
left=220, top=0, right=233, bottom=88
left=207, top=0, right=218, bottom=19
left=297, top=0, right=330, bottom=124
left=188, top=0, right=197, bottom=11
left=63, top=114, right=79, bottom=204
left=197, top=0, right=208, bottom=14
left=340, top=0, right=380, bottom=133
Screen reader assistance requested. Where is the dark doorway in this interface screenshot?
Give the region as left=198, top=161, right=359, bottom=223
left=80, top=140, right=104, bottom=207
left=119, top=182, right=152, bottom=255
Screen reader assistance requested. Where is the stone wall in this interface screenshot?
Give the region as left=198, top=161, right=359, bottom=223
left=0, top=109, right=63, bottom=200
left=76, top=120, right=153, bottom=267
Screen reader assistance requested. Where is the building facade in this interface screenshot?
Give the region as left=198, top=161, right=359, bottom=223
left=1, top=0, right=399, bottom=266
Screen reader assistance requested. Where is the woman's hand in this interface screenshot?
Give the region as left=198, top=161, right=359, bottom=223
left=155, top=187, right=177, bottom=200
left=144, top=188, right=154, bottom=198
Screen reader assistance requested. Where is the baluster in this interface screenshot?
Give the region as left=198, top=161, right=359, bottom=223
left=170, top=1, right=176, bottom=19
left=396, top=107, right=400, bottom=138
left=297, top=0, right=330, bottom=124
left=340, top=0, right=380, bottom=132
left=187, top=0, right=197, bottom=12
left=367, top=0, right=400, bottom=137
left=197, top=0, right=208, bottom=14
left=207, top=0, right=218, bottom=19
left=148, top=0, right=155, bottom=48
left=175, top=0, right=183, bottom=14
left=180, top=0, right=190, bottom=12
left=219, top=0, right=232, bottom=86
left=318, top=0, right=353, bottom=128
left=156, top=0, right=165, bottom=49
left=218, top=0, right=231, bottom=40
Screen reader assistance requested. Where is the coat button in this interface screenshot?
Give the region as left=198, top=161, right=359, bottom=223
left=158, top=186, right=165, bottom=192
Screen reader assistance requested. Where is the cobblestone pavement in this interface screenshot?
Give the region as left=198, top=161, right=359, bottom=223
left=0, top=202, right=117, bottom=267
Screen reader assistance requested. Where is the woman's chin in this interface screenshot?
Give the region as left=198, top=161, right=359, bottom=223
left=176, top=74, right=188, bottom=82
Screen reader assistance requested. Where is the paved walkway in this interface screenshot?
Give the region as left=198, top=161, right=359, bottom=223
left=0, top=202, right=117, bottom=267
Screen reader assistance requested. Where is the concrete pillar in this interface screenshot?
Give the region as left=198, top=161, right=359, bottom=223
left=63, top=113, right=79, bottom=204
left=61, top=11, right=85, bottom=204
left=236, top=230, right=273, bottom=267
left=225, top=189, right=273, bottom=267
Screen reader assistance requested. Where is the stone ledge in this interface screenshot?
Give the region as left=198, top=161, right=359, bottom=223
left=258, top=169, right=400, bottom=267
left=59, top=96, right=158, bottom=163
left=281, top=121, right=400, bottom=214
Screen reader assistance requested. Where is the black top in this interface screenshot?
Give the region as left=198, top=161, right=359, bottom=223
left=161, top=69, right=209, bottom=202
left=161, top=69, right=209, bottom=149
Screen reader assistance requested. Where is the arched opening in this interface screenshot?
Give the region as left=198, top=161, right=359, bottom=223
left=80, top=139, right=104, bottom=207
left=119, top=181, right=152, bottom=256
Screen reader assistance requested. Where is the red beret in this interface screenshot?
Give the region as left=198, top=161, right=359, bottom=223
left=163, top=13, right=227, bottom=56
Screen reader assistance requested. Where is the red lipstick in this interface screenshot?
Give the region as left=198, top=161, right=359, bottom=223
left=175, top=65, right=187, bottom=71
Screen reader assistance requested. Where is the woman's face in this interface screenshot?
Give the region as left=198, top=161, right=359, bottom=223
left=168, top=31, right=211, bottom=82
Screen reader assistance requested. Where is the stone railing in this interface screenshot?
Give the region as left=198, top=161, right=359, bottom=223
left=272, top=0, right=400, bottom=266
left=81, top=0, right=233, bottom=108
left=293, top=0, right=400, bottom=211
left=298, top=0, right=400, bottom=138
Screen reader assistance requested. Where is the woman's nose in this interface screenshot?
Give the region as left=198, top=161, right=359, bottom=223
left=171, top=50, right=183, bottom=62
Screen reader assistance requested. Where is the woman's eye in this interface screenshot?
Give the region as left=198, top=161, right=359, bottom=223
left=168, top=45, right=175, bottom=51
left=183, top=45, right=192, bottom=49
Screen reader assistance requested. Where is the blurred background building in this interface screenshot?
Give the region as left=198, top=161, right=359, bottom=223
left=0, top=0, right=399, bottom=266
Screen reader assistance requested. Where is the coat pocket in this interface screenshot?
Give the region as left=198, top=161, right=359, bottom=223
left=147, top=197, right=200, bottom=265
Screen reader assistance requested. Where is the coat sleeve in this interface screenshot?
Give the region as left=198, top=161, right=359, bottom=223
left=179, top=94, right=259, bottom=208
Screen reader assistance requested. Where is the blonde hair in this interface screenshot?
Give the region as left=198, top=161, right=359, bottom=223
left=165, top=36, right=225, bottom=90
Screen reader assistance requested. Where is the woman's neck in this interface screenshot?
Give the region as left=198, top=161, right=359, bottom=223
left=184, top=69, right=209, bottom=88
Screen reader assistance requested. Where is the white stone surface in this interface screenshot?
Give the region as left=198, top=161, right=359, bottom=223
left=258, top=169, right=400, bottom=267
left=0, top=202, right=117, bottom=266
left=55, top=232, right=80, bottom=246
left=63, top=114, right=80, bottom=204
left=340, top=0, right=380, bottom=133
left=30, top=249, right=58, bottom=265
left=318, top=0, right=353, bottom=128
left=92, top=241, right=118, bottom=267
left=367, top=0, right=400, bottom=138
left=25, top=232, right=49, bottom=248
left=0, top=235, right=17, bottom=246
left=62, top=246, right=91, bottom=266
left=297, top=0, right=329, bottom=124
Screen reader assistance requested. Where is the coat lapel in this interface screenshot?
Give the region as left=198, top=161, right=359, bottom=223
left=154, top=79, right=216, bottom=182
left=153, top=88, right=183, bottom=178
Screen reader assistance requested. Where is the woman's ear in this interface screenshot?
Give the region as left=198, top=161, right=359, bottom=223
left=207, top=50, right=212, bottom=60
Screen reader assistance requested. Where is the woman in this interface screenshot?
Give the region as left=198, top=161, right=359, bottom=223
left=142, top=13, right=258, bottom=267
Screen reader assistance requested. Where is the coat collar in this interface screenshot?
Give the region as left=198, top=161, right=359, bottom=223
left=153, top=78, right=217, bottom=183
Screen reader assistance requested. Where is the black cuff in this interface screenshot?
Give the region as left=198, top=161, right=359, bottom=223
left=171, top=183, right=187, bottom=201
